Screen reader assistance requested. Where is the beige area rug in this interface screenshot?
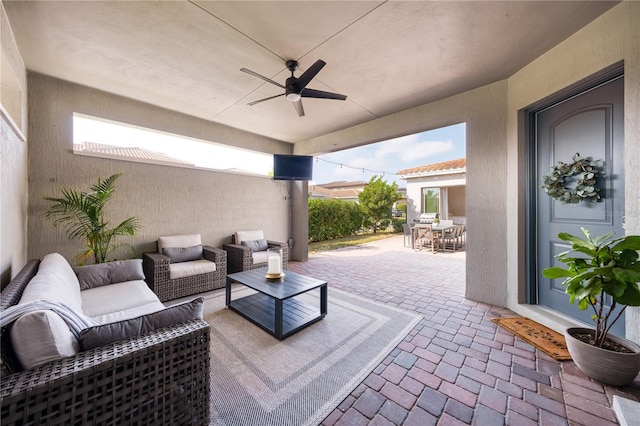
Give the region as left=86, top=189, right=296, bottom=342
left=201, top=285, right=422, bottom=426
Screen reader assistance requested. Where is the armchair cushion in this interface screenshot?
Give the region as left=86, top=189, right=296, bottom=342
left=169, top=259, right=217, bottom=280
left=162, top=244, right=204, bottom=263
left=241, top=238, right=269, bottom=252
left=234, top=230, right=265, bottom=244
left=79, top=297, right=204, bottom=351
left=252, top=251, right=270, bottom=265
left=157, top=234, right=202, bottom=252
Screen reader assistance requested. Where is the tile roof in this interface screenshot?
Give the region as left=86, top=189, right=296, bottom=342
left=74, top=142, right=195, bottom=166
left=397, top=158, right=466, bottom=176
left=317, top=180, right=368, bottom=189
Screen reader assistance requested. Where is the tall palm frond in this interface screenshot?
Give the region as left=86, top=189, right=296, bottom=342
left=44, top=173, right=142, bottom=264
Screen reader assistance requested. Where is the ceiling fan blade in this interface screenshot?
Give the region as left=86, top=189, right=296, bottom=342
left=247, top=93, right=285, bottom=106
left=294, top=60, right=326, bottom=90
left=240, top=68, right=285, bottom=89
left=301, top=88, right=347, bottom=101
left=292, top=100, right=305, bottom=117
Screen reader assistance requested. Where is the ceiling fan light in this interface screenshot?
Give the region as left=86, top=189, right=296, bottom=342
left=286, top=92, right=301, bottom=102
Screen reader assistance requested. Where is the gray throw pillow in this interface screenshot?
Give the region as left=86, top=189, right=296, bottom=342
left=75, top=263, right=111, bottom=290
left=79, top=297, right=204, bottom=351
left=241, top=239, right=269, bottom=252
left=109, top=259, right=145, bottom=283
left=75, top=259, right=145, bottom=290
left=162, top=245, right=204, bottom=263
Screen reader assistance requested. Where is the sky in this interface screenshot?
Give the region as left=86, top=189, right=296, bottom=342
left=73, top=114, right=465, bottom=186
left=311, top=123, right=466, bottom=187
left=73, top=114, right=274, bottom=175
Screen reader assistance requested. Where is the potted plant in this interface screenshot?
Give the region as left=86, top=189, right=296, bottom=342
left=542, top=227, right=640, bottom=386
left=44, top=173, right=142, bottom=264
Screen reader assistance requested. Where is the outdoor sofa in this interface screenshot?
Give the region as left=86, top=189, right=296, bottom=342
left=0, top=253, right=210, bottom=425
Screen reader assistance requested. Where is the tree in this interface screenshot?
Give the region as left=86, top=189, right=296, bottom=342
left=44, top=173, right=142, bottom=264
left=358, top=176, right=402, bottom=233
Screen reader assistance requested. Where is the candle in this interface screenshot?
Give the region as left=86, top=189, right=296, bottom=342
left=267, top=255, right=281, bottom=274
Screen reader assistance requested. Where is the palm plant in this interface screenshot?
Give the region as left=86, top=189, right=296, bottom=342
left=44, top=173, right=142, bottom=264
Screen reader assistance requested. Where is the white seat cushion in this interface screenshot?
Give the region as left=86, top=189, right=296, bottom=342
left=252, top=251, right=269, bottom=265
left=169, top=259, right=216, bottom=280
left=158, top=234, right=201, bottom=252
left=90, top=301, right=166, bottom=324
left=81, top=280, right=163, bottom=318
left=234, top=230, right=265, bottom=244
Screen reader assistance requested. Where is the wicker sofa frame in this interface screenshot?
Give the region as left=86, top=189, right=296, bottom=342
left=143, top=245, right=227, bottom=302
left=223, top=239, right=289, bottom=274
left=1, top=259, right=211, bottom=426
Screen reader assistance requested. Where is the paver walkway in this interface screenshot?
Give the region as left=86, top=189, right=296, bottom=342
left=287, top=235, right=640, bottom=425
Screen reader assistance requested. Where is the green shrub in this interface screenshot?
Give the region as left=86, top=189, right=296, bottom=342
left=308, top=199, right=364, bottom=242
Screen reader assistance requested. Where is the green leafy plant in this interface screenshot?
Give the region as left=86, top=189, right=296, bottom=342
left=542, top=228, right=640, bottom=348
left=44, top=173, right=142, bottom=264
left=357, top=176, right=402, bottom=233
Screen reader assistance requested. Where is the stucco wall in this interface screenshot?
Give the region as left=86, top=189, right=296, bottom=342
left=297, top=81, right=510, bottom=308
left=404, top=175, right=466, bottom=223
left=27, top=74, right=293, bottom=263
left=1, top=2, right=28, bottom=287
left=506, top=1, right=640, bottom=342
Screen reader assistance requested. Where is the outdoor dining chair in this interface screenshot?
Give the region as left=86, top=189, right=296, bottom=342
left=403, top=223, right=413, bottom=248
left=443, top=225, right=463, bottom=252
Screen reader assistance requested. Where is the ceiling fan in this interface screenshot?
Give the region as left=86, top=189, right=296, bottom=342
left=241, top=59, right=347, bottom=117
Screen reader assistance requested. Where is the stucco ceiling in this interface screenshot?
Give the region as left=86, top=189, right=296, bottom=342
left=4, top=1, right=617, bottom=144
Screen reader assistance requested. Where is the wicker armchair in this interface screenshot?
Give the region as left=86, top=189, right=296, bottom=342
left=223, top=230, right=289, bottom=274
left=1, top=260, right=211, bottom=426
left=143, top=234, right=227, bottom=302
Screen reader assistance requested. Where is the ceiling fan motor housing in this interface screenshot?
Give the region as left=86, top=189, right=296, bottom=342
left=286, top=76, right=301, bottom=102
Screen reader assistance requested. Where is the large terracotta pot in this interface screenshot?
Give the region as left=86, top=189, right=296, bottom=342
left=564, top=327, right=640, bottom=387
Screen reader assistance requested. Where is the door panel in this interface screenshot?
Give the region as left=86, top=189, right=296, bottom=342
left=535, top=76, right=625, bottom=336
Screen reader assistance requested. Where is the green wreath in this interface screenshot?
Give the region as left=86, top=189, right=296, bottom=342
left=541, top=153, right=600, bottom=204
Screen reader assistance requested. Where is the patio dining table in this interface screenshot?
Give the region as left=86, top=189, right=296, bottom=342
left=412, top=223, right=456, bottom=252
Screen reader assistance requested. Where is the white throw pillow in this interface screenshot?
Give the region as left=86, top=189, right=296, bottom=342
left=20, top=253, right=83, bottom=313
left=10, top=310, right=79, bottom=369
left=158, top=234, right=202, bottom=253
left=234, top=230, right=265, bottom=244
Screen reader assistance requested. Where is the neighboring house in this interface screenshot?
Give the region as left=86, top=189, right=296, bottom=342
left=309, top=181, right=367, bottom=202
left=310, top=181, right=407, bottom=207
left=74, top=142, right=195, bottom=167
left=398, top=158, right=466, bottom=224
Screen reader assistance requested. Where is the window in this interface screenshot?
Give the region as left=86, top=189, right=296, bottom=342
left=72, top=114, right=273, bottom=176
left=422, top=188, right=440, bottom=214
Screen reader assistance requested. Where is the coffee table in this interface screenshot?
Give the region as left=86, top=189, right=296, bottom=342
left=226, top=268, right=327, bottom=340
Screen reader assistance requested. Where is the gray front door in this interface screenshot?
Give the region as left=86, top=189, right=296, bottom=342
left=534, top=75, right=625, bottom=336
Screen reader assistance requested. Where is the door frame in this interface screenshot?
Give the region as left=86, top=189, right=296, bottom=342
left=524, top=62, right=624, bottom=305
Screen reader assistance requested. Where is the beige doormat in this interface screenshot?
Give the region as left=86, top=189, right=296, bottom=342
left=492, top=317, right=572, bottom=361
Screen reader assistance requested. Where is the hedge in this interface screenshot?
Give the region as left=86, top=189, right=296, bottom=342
left=308, top=199, right=364, bottom=242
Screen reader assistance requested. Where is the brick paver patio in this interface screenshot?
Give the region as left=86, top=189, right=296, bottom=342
left=287, top=235, right=640, bottom=425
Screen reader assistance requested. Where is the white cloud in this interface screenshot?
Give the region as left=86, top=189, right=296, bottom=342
left=375, top=135, right=456, bottom=163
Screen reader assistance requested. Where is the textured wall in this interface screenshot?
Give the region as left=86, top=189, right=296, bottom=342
left=27, top=74, right=292, bottom=263
left=1, top=114, right=28, bottom=286
left=506, top=2, right=640, bottom=342
left=1, top=2, right=28, bottom=287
